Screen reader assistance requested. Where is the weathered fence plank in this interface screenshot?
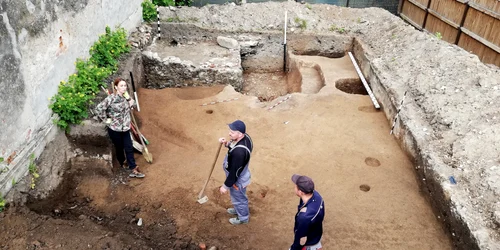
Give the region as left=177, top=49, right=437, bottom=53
left=399, top=0, right=500, bottom=67
left=401, top=0, right=427, bottom=29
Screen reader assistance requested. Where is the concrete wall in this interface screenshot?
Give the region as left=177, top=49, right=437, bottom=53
left=0, top=0, right=142, bottom=196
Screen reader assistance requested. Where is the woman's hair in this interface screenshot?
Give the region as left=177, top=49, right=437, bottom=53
left=112, top=78, right=123, bottom=94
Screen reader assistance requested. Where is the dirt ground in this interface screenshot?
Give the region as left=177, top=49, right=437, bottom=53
left=132, top=55, right=453, bottom=249
left=1, top=55, right=452, bottom=249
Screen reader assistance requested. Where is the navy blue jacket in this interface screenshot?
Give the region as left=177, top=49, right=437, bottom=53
left=291, top=190, right=325, bottom=250
left=224, top=134, right=253, bottom=187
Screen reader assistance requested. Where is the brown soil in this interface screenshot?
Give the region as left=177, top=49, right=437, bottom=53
left=0, top=55, right=452, bottom=249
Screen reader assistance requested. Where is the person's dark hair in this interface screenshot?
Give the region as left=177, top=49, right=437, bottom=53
left=291, top=174, right=315, bottom=194
left=112, top=78, right=123, bottom=94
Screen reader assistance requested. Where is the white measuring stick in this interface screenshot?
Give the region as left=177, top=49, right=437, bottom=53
left=157, top=6, right=161, bottom=40
left=284, top=11, right=287, bottom=44
left=283, top=11, right=288, bottom=72
left=348, top=52, right=380, bottom=109
left=200, top=97, right=239, bottom=106
left=268, top=95, right=291, bottom=110
left=390, top=91, right=407, bottom=135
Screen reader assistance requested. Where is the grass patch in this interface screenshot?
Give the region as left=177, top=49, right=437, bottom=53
left=329, top=24, right=347, bottom=34
left=294, top=17, right=307, bottom=30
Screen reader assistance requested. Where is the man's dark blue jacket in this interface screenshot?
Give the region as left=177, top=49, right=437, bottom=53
left=290, top=190, right=325, bottom=250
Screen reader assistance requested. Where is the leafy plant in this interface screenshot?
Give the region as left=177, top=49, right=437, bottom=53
left=153, top=0, right=175, bottom=6
left=50, top=26, right=130, bottom=131
left=435, top=32, right=442, bottom=40
left=305, top=4, right=312, bottom=10
left=28, top=153, right=39, bottom=189
left=166, top=16, right=182, bottom=22
left=11, top=178, right=16, bottom=186
left=153, top=0, right=192, bottom=6
left=0, top=157, right=3, bottom=163
left=89, top=26, right=130, bottom=71
left=329, top=24, right=347, bottom=34
left=142, top=0, right=157, bottom=22
left=0, top=194, right=5, bottom=212
left=294, top=17, right=307, bottom=30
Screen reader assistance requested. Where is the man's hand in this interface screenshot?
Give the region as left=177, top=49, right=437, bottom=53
left=219, top=185, right=228, bottom=194
left=219, top=137, right=227, bottom=146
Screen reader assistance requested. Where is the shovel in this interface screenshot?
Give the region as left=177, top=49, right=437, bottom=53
left=129, top=71, right=141, bottom=112
left=197, top=143, right=223, bottom=204
left=130, top=112, right=153, bottom=163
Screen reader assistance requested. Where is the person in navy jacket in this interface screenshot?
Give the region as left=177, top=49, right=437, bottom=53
left=290, top=174, right=325, bottom=250
left=218, top=120, right=253, bottom=225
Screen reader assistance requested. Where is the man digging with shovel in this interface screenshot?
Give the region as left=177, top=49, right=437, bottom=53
left=218, top=120, right=253, bottom=225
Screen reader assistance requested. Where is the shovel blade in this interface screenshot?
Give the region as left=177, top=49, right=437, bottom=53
left=143, top=148, right=153, bottom=163
left=197, top=195, right=208, bottom=204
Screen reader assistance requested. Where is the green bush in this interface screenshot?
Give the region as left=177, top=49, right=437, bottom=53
left=50, top=26, right=130, bottom=131
left=89, top=26, right=130, bottom=71
left=153, top=0, right=193, bottom=7
left=0, top=195, right=5, bottom=212
left=142, top=0, right=157, bottom=22
left=153, top=0, right=175, bottom=6
left=175, top=0, right=193, bottom=6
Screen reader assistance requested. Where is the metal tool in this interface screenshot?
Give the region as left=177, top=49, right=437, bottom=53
left=197, top=143, right=223, bottom=204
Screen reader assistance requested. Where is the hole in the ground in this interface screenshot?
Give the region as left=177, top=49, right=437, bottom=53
left=206, top=109, right=213, bottom=114
left=359, top=184, right=371, bottom=192
left=365, top=157, right=381, bottom=167
left=243, top=72, right=288, bottom=102
left=242, top=58, right=327, bottom=101
left=336, top=78, right=368, bottom=95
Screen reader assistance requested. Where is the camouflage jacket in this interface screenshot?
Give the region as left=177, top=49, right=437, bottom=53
left=95, top=94, right=133, bottom=132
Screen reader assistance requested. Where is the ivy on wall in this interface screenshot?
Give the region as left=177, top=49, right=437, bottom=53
left=49, top=26, right=130, bottom=131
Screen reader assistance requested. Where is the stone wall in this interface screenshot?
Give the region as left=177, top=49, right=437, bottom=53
left=0, top=0, right=142, bottom=196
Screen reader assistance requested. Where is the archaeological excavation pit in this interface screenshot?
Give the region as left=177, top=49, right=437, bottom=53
left=17, top=24, right=464, bottom=250
left=6, top=3, right=498, bottom=249
left=118, top=24, right=457, bottom=249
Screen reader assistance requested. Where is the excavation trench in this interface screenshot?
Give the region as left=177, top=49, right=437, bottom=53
left=13, top=26, right=466, bottom=250
left=126, top=25, right=457, bottom=249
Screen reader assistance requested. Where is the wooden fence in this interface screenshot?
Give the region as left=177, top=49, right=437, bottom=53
left=398, top=0, right=500, bottom=67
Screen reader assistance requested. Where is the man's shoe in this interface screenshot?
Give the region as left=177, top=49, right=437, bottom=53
left=229, top=217, right=248, bottom=225
left=227, top=208, right=238, bottom=215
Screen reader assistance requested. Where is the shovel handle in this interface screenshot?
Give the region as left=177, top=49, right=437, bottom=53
left=130, top=111, right=152, bottom=163
left=129, top=71, right=137, bottom=93
left=198, top=143, right=223, bottom=199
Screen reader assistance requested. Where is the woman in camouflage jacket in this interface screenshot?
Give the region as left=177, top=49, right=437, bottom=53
left=95, top=78, right=145, bottom=178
